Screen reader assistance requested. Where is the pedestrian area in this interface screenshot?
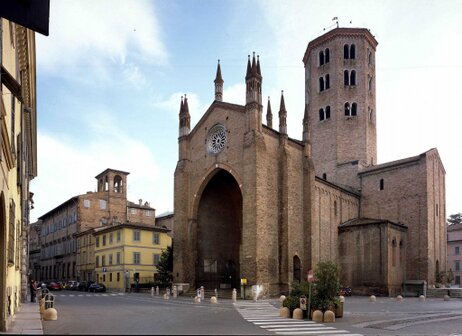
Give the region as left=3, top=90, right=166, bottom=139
left=234, top=301, right=363, bottom=336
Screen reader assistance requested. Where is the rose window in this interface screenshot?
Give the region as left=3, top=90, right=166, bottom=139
left=207, top=124, right=227, bottom=154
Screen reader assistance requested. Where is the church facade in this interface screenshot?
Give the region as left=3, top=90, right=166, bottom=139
left=173, top=27, right=446, bottom=296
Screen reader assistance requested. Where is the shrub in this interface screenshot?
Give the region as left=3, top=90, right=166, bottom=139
left=311, top=261, right=341, bottom=312
left=283, top=295, right=300, bottom=312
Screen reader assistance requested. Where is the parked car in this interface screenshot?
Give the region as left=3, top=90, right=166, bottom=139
left=339, top=286, right=352, bottom=296
left=47, top=282, right=62, bottom=291
left=88, top=283, right=106, bottom=293
left=67, top=281, right=78, bottom=290
left=77, top=281, right=94, bottom=291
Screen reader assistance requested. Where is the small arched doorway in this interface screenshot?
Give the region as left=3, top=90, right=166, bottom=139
left=293, top=255, right=301, bottom=283
left=196, top=170, right=242, bottom=289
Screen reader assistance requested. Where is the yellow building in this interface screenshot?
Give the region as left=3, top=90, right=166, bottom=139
left=76, top=228, right=97, bottom=282
left=94, top=223, right=171, bottom=291
left=1, top=18, right=37, bottom=331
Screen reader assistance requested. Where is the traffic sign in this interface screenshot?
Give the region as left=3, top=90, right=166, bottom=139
left=307, top=269, right=314, bottom=282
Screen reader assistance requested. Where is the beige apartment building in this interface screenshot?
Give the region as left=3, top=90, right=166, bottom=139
left=38, top=168, right=158, bottom=283
left=173, top=27, right=446, bottom=296
left=0, top=18, right=38, bottom=331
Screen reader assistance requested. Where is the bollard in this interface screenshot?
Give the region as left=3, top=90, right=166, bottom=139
left=43, top=308, right=58, bottom=321
left=279, top=295, right=286, bottom=307
left=214, top=288, right=218, bottom=300
left=293, top=308, right=303, bottom=320
left=396, top=295, right=403, bottom=302
left=444, top=294, right=450, bottom=301
left=312, top=310, right=323, bottom=322
left=279, top=307, right=290, bottom=318
left=155, top=286, right=159, bottom=296
left=210, top=296, right=217, bottom=304
left=369, top=295, right=376, bottom=302
left=232, top=288, right=237, bottom=302
left=151, top=287, right=154, bottom=298
left=200, top=286, right=205, bottom=301
left=339, top=295, right=345, bottom=303
left=166, top=288, right=171, bottom=300
left=323, top=310, right=335, bottom=322
left=419, top=295, right=426, bottom=302
left=173, top=286, right=177, bottom=299
left=194, top=296, right=201, bottom=303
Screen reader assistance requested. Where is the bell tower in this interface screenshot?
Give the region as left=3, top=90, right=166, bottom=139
left=303, top=27, right=378, bottom=189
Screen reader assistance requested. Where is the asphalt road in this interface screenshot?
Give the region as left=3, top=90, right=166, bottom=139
left=42, top=291, right=462, bottom=335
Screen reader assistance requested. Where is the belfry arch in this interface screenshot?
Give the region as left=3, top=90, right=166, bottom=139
left=194, top=169, right=242, bottom=290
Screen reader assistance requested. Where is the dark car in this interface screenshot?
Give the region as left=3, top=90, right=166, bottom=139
left=339, top=286, right=352, bottom=296
left=47, top=282, right=62, bottom=291
left=78, top=281, right=94, bottom=291
left=67, top=281, right=78, bottom=290
left=88, top=283, right=106, bottom=293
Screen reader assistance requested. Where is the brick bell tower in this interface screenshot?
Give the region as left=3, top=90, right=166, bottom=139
left=303, top=27, right=378, bottom=190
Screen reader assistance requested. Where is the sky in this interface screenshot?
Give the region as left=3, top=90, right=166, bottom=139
left=32, top=0, right=462, bottom=223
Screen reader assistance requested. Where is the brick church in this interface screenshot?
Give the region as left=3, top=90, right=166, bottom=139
left=172, top=27, right=446, bottom=296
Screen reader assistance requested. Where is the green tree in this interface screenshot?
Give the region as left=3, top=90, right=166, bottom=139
left=312, top=261, right=341, bottom=312
left=447, top=213, right=462, bottom=226
left=155, top=245, right=173, bottom=288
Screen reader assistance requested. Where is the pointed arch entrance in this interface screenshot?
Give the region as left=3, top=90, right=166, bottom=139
left=196, top=169, right=242, bottom=289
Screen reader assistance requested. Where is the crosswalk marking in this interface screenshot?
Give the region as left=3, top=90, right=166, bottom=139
left=234, top=301, right=362, bottom=336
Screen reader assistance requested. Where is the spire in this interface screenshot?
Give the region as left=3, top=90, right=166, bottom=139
left=246, top=55, right=251, bottom=77
left=214, top=59, right=224, bottom=102
left=251, top=52, right=257, bottom=75
left=279, top=90, right=287, bottom=135
left=179, top=94, right=190, bottom=137
left=266, top=96, right=273, bottom=128
left=257, top=55, right=261, bottom=76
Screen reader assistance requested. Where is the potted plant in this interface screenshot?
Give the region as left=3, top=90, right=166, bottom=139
left=311, top=261, right=342, bottom=318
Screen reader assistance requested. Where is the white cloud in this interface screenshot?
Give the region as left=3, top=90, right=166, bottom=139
left=223, top=83, right=245, bottom=105
left=30, top=124, right=162, bottom=222
left=36, top=0, right=168, bottom=79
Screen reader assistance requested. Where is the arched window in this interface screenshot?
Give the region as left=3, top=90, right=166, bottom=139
left=319, top=108, right=325, bottom=121
left=344, top=44, right=349, bottom=59
left=351, top=103, right=357, bottom=116
left=325, top=48, right=330, bottom=63
left=344, top=70, right=349, bottom=85
left=368, top=76, right=372, bottom=91
left=334, top=200, right=337, bottom=216
left=344, top=102, right=350, bottom=116
left=293, top=255, right=301, bottom=282
left=325, top=74, right=330, bottom=89
left=350, top=44, right=356, bottom=59
left=368, top=51, right=372, bottom=66
left=350, top=70, right=356, bottom=86
left=322, top=173, right=327, bottom=180
left=368, top=107, right=373, bottom=121
left=114, top=175, right=123, bottom=193
left=379, top=178, right=384, bottom=190
left=326, top=105, right=331, bottom=119
left=319, top=77, right=325, bottom=92
left=319, top=51, right=325, bottom=66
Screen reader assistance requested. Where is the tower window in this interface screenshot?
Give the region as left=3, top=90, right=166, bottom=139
left=368, top=76, right=372, bottom=91
left=350, top=44, right=356, bottom=59
left=325, top=48, right=330, bottom=63
left=319, top=106, right=331, bottom=121
left=379, top=178, right=384, bottom=190
left=344, top=44, right=349, bottom=59
left=325, top=74, right=330, bottom=89
left=350, top=70, right=356, bottom=86
left=368, top=107, right=373, bottom=121
left=322, top=173, right=327, bottom=180
left=368, top=51, right=373, bottom=66
left=319, top=77, right=325, bottom=92
left=351, top=103, right=357, bottom=116
left=344, top=102, right=350, bottom=116
left=344, top=70, right=349, bottom=85
left=319, top=108, right=325, bottom=121
left=319, top=51, right=325, bottom=66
